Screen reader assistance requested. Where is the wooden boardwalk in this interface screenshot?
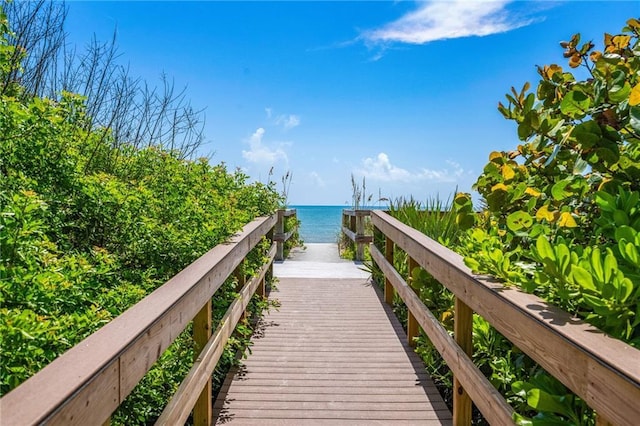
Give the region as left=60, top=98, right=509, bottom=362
left=214, top=245, right=452, bottom=425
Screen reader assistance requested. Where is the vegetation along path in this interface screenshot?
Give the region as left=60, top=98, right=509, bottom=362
left=213, top=244, right=452, bottom=425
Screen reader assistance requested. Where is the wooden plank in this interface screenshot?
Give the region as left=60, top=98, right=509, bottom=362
left=215, top=408, right=450, bottom=420
left=407, top=256, right=419, bottom=347
left=343, top=209, right=372, bottom=217
left=273, top=230, right=293, bottom=243
left=215, top=277, right=451, bottom=425
left=355, top=214, right=365, bottom=260
left=156, top=244, right=275, bottom=425
left=371, top=210, right=640, bottom=426
left=342, top=225, right=357, bottom=242
left=385, top=237, right=395, bottom=304
left=276, top=210, right=286, bottom=260
left=281, top=208, right=297, bottom=218
left=0, top=215, right=277, bottom=426
left=211, top=420, right=445, bottom=426
left=193, top=300, right=213, bottom=426
left=453, top=297, right=473, bottom=425
left=371, top=245, right=514, bottom=425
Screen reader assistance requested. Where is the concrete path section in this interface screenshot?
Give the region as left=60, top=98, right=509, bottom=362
left=273, top=243, right=370, bottom=279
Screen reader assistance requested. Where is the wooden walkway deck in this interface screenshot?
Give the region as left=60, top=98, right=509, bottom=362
left=213, top=245, right=452, bottom=425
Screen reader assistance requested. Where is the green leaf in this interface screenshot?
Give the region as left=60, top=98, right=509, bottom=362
left=613, top=209, right=630, bottom=226
left=571, top=265, right=595, bottom=291
left=573, top=121, right=601, bottom=149
left=621, top=242, right=639, bottom=267
left=526, top=388, right=576, bottom=419
left=630, top=106, right=640, bottom=133
left=560, top=90, right=591, bottom=118
left=507, top=211, right=533, bottom=231
left=590, top=248, right=604, bottom=284
left=617, top=277, right=633, bottom=302
left=536, top=236, right=555, bottom=261
left=603, top=250, right=617, bottom=283
left=615, top=225, right=636, bottom=243
left=609, top=82, right=631, bottom=103
left=583, top=293, right=606, bottom=308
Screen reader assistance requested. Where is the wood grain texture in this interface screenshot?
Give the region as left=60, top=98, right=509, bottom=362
left=214, top=277, right=452, bottom=425
left=371, top=245, right=515, bottom=425
left=0, top=215, right=277, bottom=426
left=371, top=210, right=640, bottom=426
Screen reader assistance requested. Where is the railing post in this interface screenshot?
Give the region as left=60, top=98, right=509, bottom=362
left=275, top=209, right=285, bottom=261
left=407, top=256, right=419, bottom=347
left=384, top=237, right=394, bottom=305
left=350, top=213, right=356, bottom=235
left=267, top=219, right=275, bottom=279
left=355, top=212, right=364, bottom=261
left=453, top=297, right=473, bottom=425
left=192, top=299, right=212, bottom=426
left=235, top=260, right=246, bottom=321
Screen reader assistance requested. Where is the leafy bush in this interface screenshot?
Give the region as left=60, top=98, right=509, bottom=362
left=0, top=7, right=282, bottom=424
left=373, top=18, right=640, bottom=425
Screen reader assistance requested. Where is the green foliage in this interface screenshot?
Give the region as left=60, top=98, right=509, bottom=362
left=468, top=18, right=640, bottom=346
left=0, top=9, right=282, bottom=424
left=374, top=18, right=640, bottom=426
left=463, top=18, right=640, bottom=425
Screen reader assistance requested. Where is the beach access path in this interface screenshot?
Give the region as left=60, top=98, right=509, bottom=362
left=213, top=243, right=452, bottom=425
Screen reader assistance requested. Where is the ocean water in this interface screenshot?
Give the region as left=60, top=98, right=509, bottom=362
left=290, top=205, right=384, bottom=243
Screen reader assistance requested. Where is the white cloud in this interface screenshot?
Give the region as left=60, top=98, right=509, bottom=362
left=363, top=0, right=534, bottom=45
left=309, top=171, right=326, bottom=188
left=355, top=152, right=466, bottom=183
left=265, top=107, right=273, bottom=119
left=276, top=114, right=301, bottom=130
left=242, top=128, right=288, bottom=164
left=358, top=153, right=413, bottom=182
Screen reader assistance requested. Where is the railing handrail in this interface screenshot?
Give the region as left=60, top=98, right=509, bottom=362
left=274, top=208, right=297, bottom=261
left=0, top=214, right=278, bottom=426
left=341, top=209, right=373, bottom=260
left=371, top=210, right=640, bottom=425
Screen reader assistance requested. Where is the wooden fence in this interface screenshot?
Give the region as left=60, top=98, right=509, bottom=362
left=341, top=209, right=373, bottom=261
left=273, top=208, right=298, bottom=261
left=0, top=212, right=288, bottom=426
left=370, top=210, right=639, bottom=425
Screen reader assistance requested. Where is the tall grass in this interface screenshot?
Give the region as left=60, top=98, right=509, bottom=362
left=387, top=194, right=462, bottom=247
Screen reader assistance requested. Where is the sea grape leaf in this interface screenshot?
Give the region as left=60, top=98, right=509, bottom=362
left=560, top=90, right=591, bottom=118
left=507, top=211, right=533, bottom=231
left=558, top=212, right=578, bottom=228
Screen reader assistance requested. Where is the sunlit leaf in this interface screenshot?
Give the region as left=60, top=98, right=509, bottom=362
left=507, top=211, right=533, bottom=231
left=536, top=236, right=555, bottom=261
left=491, top=183, right=509, bottom=192
left=557, top=212, right=577, bottom=227
left=589, top=50, right=602, bottom=63
left=536, top=205, right=556, bottom=222
left=560, top=90, right=591, bottom=117
left=502, top=164, right=516, bottom=181
left=489, top=151, right=503, bottom=162
left=629, top=83, right=640, bottom=106
left=571, top=265, right=595, bottom=291
left=568, top=53, right=582, bottom=68
left=525, top=187, right=541, bottom=197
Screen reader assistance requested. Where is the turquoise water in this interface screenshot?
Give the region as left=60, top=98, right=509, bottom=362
left=290, top=205, right=384, bottom=243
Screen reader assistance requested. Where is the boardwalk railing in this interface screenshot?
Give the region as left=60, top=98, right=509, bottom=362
left=370, top=210, right=640, bottom=426
left=0, top=213, right=285, bottom=426
left=273, top=208, right=298, bottom=261
left=341, top=209, right=373, bottom=261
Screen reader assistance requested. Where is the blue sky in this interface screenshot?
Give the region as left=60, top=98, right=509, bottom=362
left=64, top=1, right=639, bottom=205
